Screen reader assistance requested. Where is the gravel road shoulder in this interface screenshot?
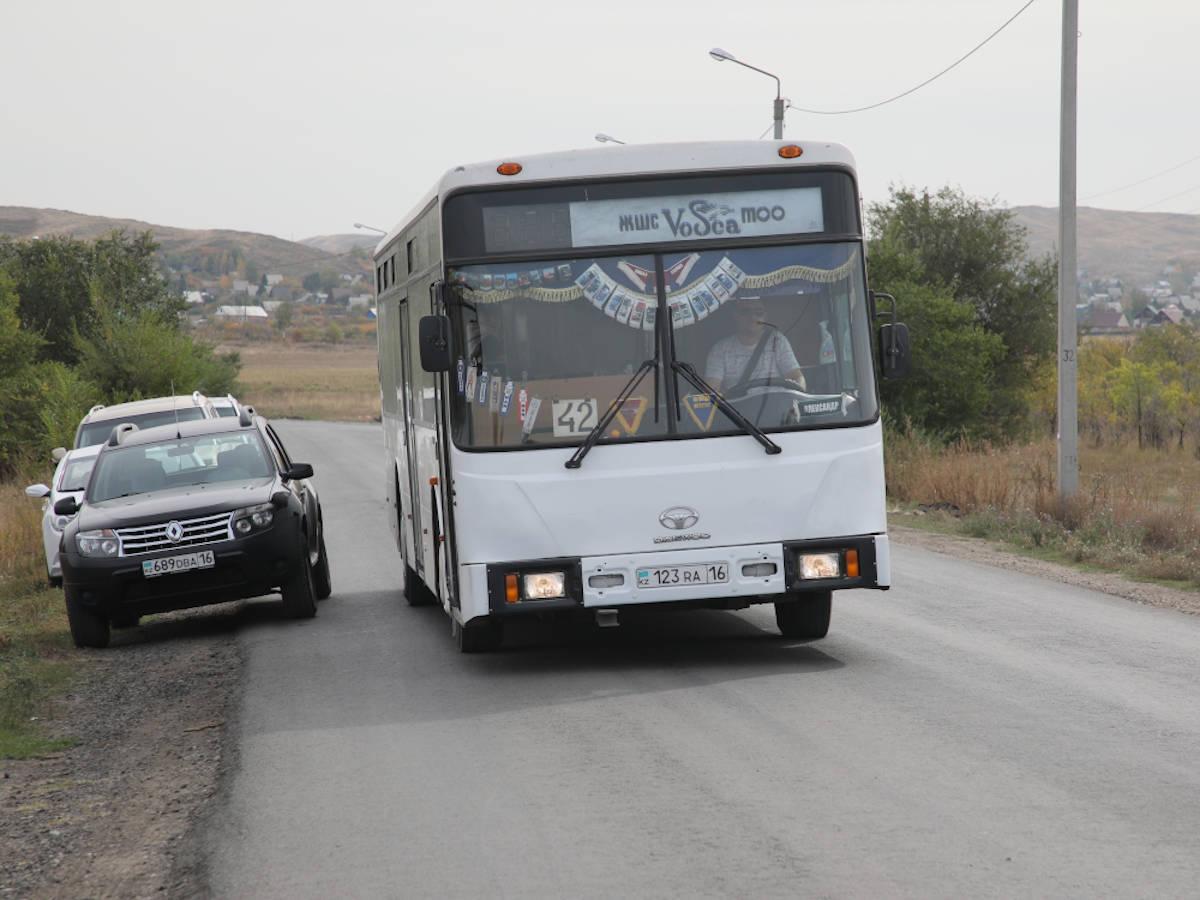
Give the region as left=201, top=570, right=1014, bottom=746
left=0, top=602, right=246, bottom=899
left=891, top=522, right=1200, bottom=616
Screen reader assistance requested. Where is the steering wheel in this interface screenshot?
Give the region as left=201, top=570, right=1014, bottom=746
left=724, top=377, right=808, bottom=399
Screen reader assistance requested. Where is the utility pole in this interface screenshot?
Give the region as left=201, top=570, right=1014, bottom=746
left=1057, top=0, right=1079, bottom=500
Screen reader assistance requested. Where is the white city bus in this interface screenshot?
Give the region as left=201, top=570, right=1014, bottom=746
left=373, top=141, right=909, bottom=652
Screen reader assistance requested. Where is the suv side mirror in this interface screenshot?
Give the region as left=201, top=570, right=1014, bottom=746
left=51, top=447, right=67, bottom=462
left=54, top=496, right=79, bottom=516
left=26, top=483, right=51, bottom=499
left=418, top=314, right=453, bottom=373
left=879, top=322, right=911, bottom=380
left=284, top=462, right=314, bottom=480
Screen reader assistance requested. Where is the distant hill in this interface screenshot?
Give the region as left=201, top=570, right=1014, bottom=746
left=0, top=206, right=369, bottom=279
left=300, top=233, right=379, bottom=254
left=1011, top=206, right=1200, bottom=287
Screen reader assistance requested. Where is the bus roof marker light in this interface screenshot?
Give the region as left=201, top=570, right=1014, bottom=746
left=496, top=162, right=523, bottom=176
left=778, top=145, right=803, bottom=159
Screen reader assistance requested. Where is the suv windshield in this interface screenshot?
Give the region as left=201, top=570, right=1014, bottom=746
left=89, top=433, right=273, bottom=501
left=77, top=407, right=206, bottom=448
left=446, top=241, right=876, bottom=449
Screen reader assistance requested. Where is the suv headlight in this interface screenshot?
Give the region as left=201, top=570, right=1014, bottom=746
left=77, top=529, right=120, bottom=558
left=232, top=503, right=274, bottom=536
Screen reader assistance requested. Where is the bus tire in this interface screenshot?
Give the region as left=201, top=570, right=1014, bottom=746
left=65, top=587, right=111, bottom=649
left=775, top=591, right=831, bottom=640
left=404, top=563, right=435, bottom=606
left=454, top=618, right=502, bottom=653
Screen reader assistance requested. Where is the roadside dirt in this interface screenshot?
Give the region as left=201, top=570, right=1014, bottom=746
left=891, top=523, right=1200, bottom=616
left=0, top=602, right=244, bottom=899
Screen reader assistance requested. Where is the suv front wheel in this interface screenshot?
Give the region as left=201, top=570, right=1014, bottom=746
left=65, top=587, right=111, bottom=648
left=281, top=533, right=318, bottom=619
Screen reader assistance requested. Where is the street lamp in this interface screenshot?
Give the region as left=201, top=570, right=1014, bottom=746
left=353, top=222, right=387, bottom=235
left=595, top=133, right=625, bottom=145
left=708, top=47, right=784, bottom=139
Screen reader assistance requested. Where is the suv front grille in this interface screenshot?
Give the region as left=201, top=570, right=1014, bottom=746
left=116, top=512, right=233, bottom=556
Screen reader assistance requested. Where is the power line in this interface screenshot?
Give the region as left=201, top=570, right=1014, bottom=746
left=785, top=0, right=1040, bottom=116
left=1135, top=181, right=1200, bottom=212
left=1083, top=152, right=1200, bottom=202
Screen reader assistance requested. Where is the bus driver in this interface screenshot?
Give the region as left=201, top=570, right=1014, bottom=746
left=704, top=297, right=807, bottom=394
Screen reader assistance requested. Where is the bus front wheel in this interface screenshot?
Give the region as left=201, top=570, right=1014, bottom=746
left=454, top=618, right=502, bottom=653
left=775, top=591, right=832, bottom=640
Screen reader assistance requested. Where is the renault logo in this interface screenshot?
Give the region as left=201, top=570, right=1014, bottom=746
left=659, top=506, right=699, bottom=530
left=165, top=521, right=184, bottom=543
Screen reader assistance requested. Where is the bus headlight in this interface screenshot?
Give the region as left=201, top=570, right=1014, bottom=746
left=78, top=529, right=120, bottom=558
left=522, top=571, right=566, bottom=600
left=797, top=552, right=841, bottom=579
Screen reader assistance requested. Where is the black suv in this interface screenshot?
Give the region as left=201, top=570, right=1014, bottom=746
left=56, top=411, right=331, bottom=648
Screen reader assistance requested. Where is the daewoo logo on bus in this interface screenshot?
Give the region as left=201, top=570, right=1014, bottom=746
left=618, top=198, right=788, bottom=239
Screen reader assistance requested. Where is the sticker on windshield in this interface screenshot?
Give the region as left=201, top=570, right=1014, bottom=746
left=683, top=394, right=718, bottom=432
left=615, top=293, right=635, bottom=324
left=464, top=367, right=477, bottom=403
left=665, top=252, right=700, bottom=287
left=643, top=306, right=657, bottom=331
left=518, top=388, right=529, bottom=421
left=670, top=298, right=695, bottom=328
left=687, top=291, right=708, bottom=321
left=610, top=397, right=648, bottom=437
left=477, top=370, right=490, bottom=405
left=552, top=398, right=598, bottom=437
left=488, top=375, right=502, bottom=413
left=706, top=275, right=730, bottom=302
left=604, top=290, right=625, bottom=318
left=628, top=300, right=647, bottom=329
left=500, top=380, right=514, bottom=415
left=456, top=359, right=466, bottom=394
left=718, top=256, right=746, bottom=283
left=522, top=397, right=542, bottom=435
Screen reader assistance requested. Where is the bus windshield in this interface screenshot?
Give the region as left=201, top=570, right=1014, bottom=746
left=446, top=241, right=877, bottom=450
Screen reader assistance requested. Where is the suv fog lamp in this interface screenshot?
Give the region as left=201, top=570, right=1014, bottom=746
left=798, top=552, right=841, bottom=580
left=588, top=573, right=624, bottom=589
left=233, top=503, right=274, bottom=536
left=523, top=571, right=566, bottom=600
left=78, top=529, right=120, bottom=558
left=51, top=514, right=74, bottom=532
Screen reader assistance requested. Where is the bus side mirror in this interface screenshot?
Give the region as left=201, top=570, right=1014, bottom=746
left=419, top=314, right=453, bottom=373
left=879, top=322, right=911, bottom=380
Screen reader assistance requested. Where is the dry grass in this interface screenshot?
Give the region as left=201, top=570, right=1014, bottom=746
left=228, top=343, right=380, bottom=422
left=0, top=476, right=75, bottom=758
left=887, top=430, right=1200, bottom=587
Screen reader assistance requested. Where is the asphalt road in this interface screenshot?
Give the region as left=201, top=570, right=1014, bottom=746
left=206, top=421, right=1200, bottom=898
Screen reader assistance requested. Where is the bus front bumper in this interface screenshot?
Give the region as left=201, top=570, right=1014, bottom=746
left=460, top=533, right=890, bottom=623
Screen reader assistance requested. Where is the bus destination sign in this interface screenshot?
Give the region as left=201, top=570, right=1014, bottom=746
left=569, top=188, right=823, bottom=248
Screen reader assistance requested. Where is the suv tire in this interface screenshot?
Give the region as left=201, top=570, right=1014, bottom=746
left=775, top=590, right=832, bottom=640
left=65, top=587, right=111, bottom=649
left=281, top=533, right=318, bottom=619
left=312, top=532, right=332, bottom=600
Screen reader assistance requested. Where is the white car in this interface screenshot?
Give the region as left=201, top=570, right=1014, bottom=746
left=209, top=394, right=243, bottom=419
left=26, top=445, right=102, bottom=586
left=68, top=392, right=218, bottom=450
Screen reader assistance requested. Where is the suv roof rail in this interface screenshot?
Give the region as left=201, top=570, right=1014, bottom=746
left=87, top=404, right=106, bottom=416
left=191, top=390, right=207, bottom=406
left=238, top=406, right=256, bottom=427
left=108, top=422, right=139, bottom=447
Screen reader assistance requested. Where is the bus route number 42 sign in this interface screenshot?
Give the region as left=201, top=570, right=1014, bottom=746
left=552, top=398, right=598, bottom=437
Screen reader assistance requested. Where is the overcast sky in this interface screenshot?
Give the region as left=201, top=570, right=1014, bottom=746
left=3, top=0, right=1198, bottom=240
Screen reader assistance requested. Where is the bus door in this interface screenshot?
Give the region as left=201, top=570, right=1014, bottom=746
left=397, top=291, right=425, bottom=580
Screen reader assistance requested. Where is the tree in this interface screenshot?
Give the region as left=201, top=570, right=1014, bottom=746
left=302, top=272, right=322, bottom=292
left=874, top=280, right=1005, bottom=438
left=868, top=186, right=1057, bottom=437
left=257, top=273, right=268, bottom=298
left=274, top=301, right=294, bottom=333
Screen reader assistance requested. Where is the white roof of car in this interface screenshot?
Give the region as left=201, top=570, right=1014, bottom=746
left=376, top=139, right=857, bottom=255
left=82, top=394, right=209, bottom=423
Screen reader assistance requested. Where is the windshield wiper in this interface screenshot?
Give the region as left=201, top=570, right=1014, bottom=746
left=565, top=358, right=658, bottom=470
left=671, top=361, right=781, bottom=456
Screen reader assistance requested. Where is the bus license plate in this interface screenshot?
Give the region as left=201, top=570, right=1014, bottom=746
left=142, top=550, right=215, bottom=578
left=637, top=563, right=728, bottom=589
